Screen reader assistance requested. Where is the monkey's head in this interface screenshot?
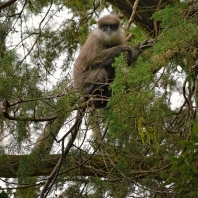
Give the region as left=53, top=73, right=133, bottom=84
left=94, top=14, right=125, bottom=46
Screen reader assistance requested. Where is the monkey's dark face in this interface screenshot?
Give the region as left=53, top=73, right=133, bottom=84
left=93, top=23, right=125, bottom=46
left=100, top=23, right=119, bottom=35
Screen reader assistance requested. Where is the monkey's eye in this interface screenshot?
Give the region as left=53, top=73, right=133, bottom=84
left=101, top=24, right=118, bottom=32
left=101, top=24, right=109, bottom=31
left=109, top=24, right=118, bottom=31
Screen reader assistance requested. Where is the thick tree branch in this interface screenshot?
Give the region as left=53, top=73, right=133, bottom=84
left=107, top=0, right=179, bottom=36
left=0, top=154, right=169, bottom=179
left=0, top=0, right=17, bottom=9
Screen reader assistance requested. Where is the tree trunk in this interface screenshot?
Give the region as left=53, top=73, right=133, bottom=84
left=107, top=0, right=179, bottom=36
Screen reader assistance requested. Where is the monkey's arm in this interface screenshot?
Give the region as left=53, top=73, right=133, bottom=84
left=89, top=45, right=136, bottom=70
left=89, top=40, right=154, bottom=70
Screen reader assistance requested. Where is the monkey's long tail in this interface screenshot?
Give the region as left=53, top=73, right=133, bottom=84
left=40, top=107, right=86, bottom=198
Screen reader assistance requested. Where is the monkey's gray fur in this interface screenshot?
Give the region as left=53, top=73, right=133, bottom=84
left=73, top=14, right=141, bottom=108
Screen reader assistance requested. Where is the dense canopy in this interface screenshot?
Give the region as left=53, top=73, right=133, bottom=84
left=0, top=0, right=198, bottom=197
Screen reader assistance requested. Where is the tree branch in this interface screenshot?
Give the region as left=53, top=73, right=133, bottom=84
left=106, top=0, right=179, bottom=37
left=0, top=101, right=58, bottom=122
left=0, top=0, right=17, bottom=10
left=0, top=154, right=169, bottom=179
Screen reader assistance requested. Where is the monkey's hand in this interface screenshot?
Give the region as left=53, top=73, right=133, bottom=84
left=128, top=40, right=155, bottom=64
left=90, top=45, right=132, bottom=70
left=139, top=39, right=155, bottom=50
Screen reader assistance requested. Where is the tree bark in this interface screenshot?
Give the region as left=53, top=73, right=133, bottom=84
left=107, top=0, right=179, bottom=37
left=0, top=154, right=167, bottom=179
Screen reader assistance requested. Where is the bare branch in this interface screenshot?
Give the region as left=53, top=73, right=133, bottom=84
left=3, top=113, right=58, bottom=122
left=126, top=0, right=140, bottom=30
left=1, top=101, right=58, bottom=122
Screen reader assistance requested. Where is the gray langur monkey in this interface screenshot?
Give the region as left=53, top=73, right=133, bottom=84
left=73, top=14, right=141, bottom=108
left=72, top=14, right=150, bottom=149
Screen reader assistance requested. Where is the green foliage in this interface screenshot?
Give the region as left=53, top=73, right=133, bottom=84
left=16, top=153, right=47, bottom=188
left=59, top=183, right=88, bottom=198
left=26, top=0, right=52, bottom=14
left=14, top=177, right=38, bottom=198
left=55, top=92, right=77, bottom=117
left=152, top=3, right=187, bottom=29
left=129, top=26, right=148, bottom=45
left=16, top=121, right=30, bottom=147
left=0, top=154, right=14, bottom=177
left=62, top=0, right=93, bottom=15
left=168, top=127, right=198, bottom=197
left=0, top=51, right=19, bottom=100
left=0, top=191, right=8, bottom=198
left=149, top=3, right=198, bottom=196
left=1, top=0, right=198, bottom=197
left=108, top=54, right=160, bottom=153
left=36, top=25, right=79, bottom=71
left=137, top=117, right=159, bottom=151
left=17, top=155, right=35, bottom=183
left=0, top=51, right=42, bottom=101
left=152, top=2, right=198, bottom=70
